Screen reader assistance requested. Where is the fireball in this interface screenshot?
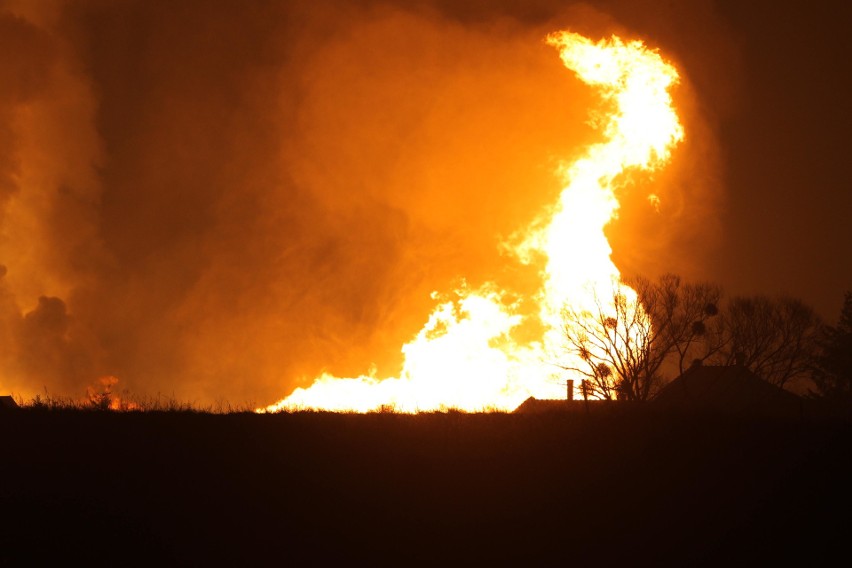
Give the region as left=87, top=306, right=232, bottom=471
left=263, top=31, right=684, bottom=413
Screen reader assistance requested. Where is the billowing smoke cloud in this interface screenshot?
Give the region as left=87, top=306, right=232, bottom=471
left=0, top=0, right=734, bottom=405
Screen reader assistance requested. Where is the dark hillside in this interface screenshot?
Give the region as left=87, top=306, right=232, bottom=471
left=1, top=408, right=850, bottom=565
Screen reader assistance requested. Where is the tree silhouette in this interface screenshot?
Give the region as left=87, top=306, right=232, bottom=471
left=639, top=274, right=724, bottom=375
left=560, top=273, right=830, bottom=399
left=812, top=291, right=852, bottom=398
left=560, top=274, right=721, bottom=401
left=710, top=295, right=821, bottom=389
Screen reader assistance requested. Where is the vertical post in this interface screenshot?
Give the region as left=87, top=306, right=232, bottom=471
left=566, top=379, right=574, bottom=401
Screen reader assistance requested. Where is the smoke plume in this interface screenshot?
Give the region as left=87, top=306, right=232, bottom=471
left=0, top=0, right=734, bottom=405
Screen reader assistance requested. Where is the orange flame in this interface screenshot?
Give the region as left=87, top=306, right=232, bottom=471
left=263, top=31, right=684, bottom=413
left=86, top=375, right=140, bottom=411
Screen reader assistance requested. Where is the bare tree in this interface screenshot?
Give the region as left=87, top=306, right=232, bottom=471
left=710, top=295, right=821, bottom=389
left=559, top=274, right=721, bottom=401
left=560, top=274, right=823, bottom=399
left=561, top=280, right=651, bottom=401
left=637, top=274, right=724, bottom=374
left=812, top=291, right=852, bottom=398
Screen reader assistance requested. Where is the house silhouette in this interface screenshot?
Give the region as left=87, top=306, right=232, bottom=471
left=654, top=364, right=803, bottom=419
left=514, top=379, right=593, bottom=414
left=514, top=365, right=805, bottom=418
left=514, top=397, right=574, bottom=413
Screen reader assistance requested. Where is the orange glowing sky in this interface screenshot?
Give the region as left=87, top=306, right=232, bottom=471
left=0, top=0, right=849, bottom=406
left=262, top=30, right=686, bottom=412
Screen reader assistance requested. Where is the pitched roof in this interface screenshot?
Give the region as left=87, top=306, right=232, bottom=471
left=654, top=364, right=802, bottom=417
left=513, top=397, right=614, bottom=414
left=0, top=395, right=19, bottom=409
left=514, top=397, right=571, bottom=414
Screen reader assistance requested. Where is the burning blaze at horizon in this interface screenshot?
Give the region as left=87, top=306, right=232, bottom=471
left=1, top=2, right=730, bottom=408
left=264, top=31, right=684, bottom=413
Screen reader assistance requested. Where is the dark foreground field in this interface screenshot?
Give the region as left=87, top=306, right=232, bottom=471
left=2, top=407, right=851, bottom=566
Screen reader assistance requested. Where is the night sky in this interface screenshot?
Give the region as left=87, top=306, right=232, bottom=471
left=707, top=1, right=852, bottom=318
left=0, top=0, right=849, bottom=405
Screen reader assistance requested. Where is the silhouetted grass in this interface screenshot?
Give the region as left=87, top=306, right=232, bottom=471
left=11, top=389, right=257, bottom=414
left=1, top=401, right=850, bottom=565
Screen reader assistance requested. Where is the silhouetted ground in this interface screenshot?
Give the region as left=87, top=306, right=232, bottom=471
left=1, top=407, right=850, bottom=566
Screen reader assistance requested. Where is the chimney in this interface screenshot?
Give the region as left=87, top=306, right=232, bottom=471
left=566, top=379, right=574, bottom=401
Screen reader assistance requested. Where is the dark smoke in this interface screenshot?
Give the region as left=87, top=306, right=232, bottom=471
left=0, top=0, right=733, bottom=405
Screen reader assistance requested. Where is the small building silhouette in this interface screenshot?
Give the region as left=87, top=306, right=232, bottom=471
left=654, top=364, right=802, bottom=419
left=514, top=397, right=573, bottom=414
left=514, top=379, right=598, bottom=413
left=0, top=395, right=19, bottom=410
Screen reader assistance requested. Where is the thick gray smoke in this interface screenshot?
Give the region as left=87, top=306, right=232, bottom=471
left=0, top=0, right=733, bottom=405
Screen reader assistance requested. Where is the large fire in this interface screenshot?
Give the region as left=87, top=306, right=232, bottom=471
left=263, top=31, right=684, bottom=413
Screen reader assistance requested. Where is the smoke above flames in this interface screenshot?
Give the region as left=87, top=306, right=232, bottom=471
left=0, top=0, right=731, bottom=406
